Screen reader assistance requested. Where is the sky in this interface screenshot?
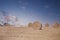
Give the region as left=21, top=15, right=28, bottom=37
left=0, top=0, right=60, bottom=25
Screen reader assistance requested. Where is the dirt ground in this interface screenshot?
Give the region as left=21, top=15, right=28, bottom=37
left=0, top=26, right=60, bottom=40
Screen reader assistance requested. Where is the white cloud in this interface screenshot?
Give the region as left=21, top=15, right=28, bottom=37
left=18, top=1, right=28, bottom=10
left=22, top=2, right=28, bottom=6
left=21, top=6, right=26, bottom=10
left=44, top=5, right=49, bottom=8
left=18, top=1, right=22, bottom=3
left=40, top=5, right=49, bottom=9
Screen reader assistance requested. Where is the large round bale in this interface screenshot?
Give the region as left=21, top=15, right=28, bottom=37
left=33, top=21, right=42, bottom=30
left=28, top=22, right=33, bottom=27
left=53, top=23, right=60, bottom=28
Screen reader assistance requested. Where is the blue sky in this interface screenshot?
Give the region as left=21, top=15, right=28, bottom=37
left=0, top=0, right=60, bottom=25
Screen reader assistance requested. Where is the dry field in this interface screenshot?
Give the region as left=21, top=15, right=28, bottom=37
left=0, top=26, right=60, bottom=40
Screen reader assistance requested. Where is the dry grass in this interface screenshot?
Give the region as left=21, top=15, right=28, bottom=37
left=0, top=26, right=60, bottom=40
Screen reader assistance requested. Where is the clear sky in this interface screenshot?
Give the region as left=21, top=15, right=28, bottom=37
left=0, top=0, right=60, bottom=25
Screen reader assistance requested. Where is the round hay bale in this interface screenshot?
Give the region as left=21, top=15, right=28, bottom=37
left=33, top=21, right=42, bottom=30
left=4, top=23, right=11, bottom=27
left=28, top=22, right=33, bottom=27
left=53, top=23, right=60, bottom=28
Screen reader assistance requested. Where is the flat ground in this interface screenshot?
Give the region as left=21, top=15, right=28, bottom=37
left=0, top=26, right=60, bottom=40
